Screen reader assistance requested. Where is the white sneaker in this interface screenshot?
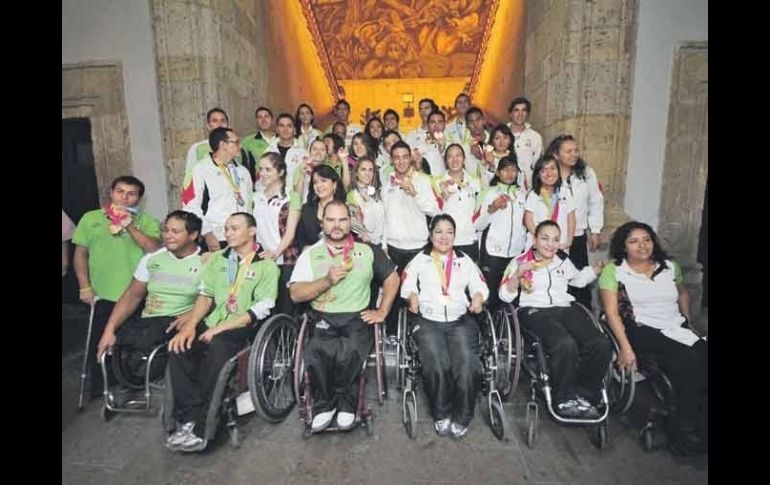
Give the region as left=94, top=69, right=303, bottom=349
left=166, top=422, right=195, bottom=450
left=434, top=418, right=452, bottom=436
left=336, top=412, right=356, bottom=431
left=178, top=432, right=207, bottom=453
left=450, top=422, right=468, bottom=439
left=311, top=409, right=336, bottom=432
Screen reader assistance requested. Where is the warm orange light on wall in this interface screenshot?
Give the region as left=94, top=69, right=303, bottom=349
left=469, top=0, right=526, bottom=124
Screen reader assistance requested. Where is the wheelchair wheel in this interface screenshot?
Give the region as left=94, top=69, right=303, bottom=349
left=600, top=315, right=636, bottom=413
left=229, top=425, right=242, bottom=448
left=402, top=391, right=417, bottom=440
left=395, top=309, right=407, bottom=391
left=204, top=356, right=239, bottom=441
left=293, top=316, right=310, bottom=404
left=488, top=397, right=508, bottom=441
left=506, top=305, right=524, bottom=400
left=374, top=323, right=386, bottom=405
left=525, top=401, right=538, bottom=448
left=596, top=419, right=609, bottom=450
left=101, top=403, right=117, bottom=422
left=365, top=412, right=375, bottom=437
left=640, top=425, right=654, bottom=452
left=494, top=307, right=519, bottom=400
left=248, top=314, right=298, bottom=423
left=526, top=416, right=537, bottom=448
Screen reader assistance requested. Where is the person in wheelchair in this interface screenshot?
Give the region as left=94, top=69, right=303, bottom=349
left=165, top=212, right=280, bottom=452
left=401, top=214, right=489, bottom=439
left=95, top=210, right=203, bottom=391
left=499, top=220, right=608, bottom=419
left=289, top=200, right=399, bottom=433
left=599, top=221, right=707, bottom=456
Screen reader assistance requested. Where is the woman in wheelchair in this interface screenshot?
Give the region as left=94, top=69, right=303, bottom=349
left=499, top=220, right=608, bottom=419
left=400, top=214, right=489, bottom=439
left=599, top=221, right=707, bottom=456
left=165, top=212, right=280, bottom=452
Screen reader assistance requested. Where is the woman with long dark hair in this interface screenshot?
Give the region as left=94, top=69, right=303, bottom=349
left=546, top=134, right=604, bottom=310
left=295, top=164, right=347, bottom=253
left=252, top=152, right=300, bottom=315
left=599, top=221, right=707, bottom=456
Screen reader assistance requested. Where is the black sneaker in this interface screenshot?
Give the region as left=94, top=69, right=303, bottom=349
left=555, top=399, right=583, bottom=419
left=575, top=396, right=600, bottom=419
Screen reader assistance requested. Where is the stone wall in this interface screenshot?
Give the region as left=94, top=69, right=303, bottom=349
left=525, top=0, right=638, bottom=239
left=62, top=63, right=132, bottom=205
left=657, top=42, right=708, bottom=315
left=150, top=0, right=268, bottom=209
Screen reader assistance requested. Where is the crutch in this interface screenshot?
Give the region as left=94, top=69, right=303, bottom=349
left=77, top=297, right=99, bottom=410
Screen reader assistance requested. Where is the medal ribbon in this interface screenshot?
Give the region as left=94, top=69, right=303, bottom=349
left=431, top=250, right=454, bottom=296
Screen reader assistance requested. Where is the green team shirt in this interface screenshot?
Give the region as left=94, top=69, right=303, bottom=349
left=134, top=248, right=203, bottom=317
left=72, top=208, right=161, bottom=302
left=241, top=134, right=270, bottom=166
left=200, top=248, right=280, bottom=327
left=289, top=239, right=396, bottom=313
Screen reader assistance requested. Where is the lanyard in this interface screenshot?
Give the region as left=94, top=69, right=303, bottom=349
left=226, top=248, right=257, bottom=314
left=431, top=250, right=454, bottom=296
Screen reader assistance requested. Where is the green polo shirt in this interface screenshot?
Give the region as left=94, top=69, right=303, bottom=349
left=200, top=248, right=280, bottom=327
left=72, top=208, right=161, bottom=302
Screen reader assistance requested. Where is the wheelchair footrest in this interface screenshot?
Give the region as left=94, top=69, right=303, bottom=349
left=235, top=391, right=255, bottom=416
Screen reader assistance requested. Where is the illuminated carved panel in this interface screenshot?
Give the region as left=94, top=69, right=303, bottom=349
left=306, top=0, right=497, bottom=80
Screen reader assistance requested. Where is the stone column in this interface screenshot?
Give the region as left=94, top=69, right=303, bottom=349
left=150, top=0, right=267, bottom=209
left=657, top=42, right=708, bottom=317
left=525, top=0, right=638, bottom=240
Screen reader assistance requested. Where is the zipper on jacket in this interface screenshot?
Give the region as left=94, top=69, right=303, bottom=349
left=547, top=267, right=553, bottom=305
left=506, top=185, right=515, bottom=256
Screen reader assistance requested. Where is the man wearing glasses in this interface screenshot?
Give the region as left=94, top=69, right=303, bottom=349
left=181, top=108, right=230, bottom=205
left=183, top=127, right=254, bottom=252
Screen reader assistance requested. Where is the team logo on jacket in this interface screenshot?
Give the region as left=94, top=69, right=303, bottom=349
left=189, top=267, right=199, bottom=274
left=315, top=320, right=330, bottom=330
left=245, top=270, right=256, bottom=279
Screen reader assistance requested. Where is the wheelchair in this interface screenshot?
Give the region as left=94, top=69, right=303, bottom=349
left=97, top=316, right=170, bottom=421
left=503, top=302, right=612, bottom=449
left=395, top=306, right=511, bottom=441
left=297, top=312, right=387, bottom=437
left=160, top=325, right=263, bottom=449
left=600, top=310, right=704, bottom=452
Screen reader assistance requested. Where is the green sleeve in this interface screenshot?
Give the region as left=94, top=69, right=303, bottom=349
left=195, top=142, right=210, bottom=160
left=475, top=187, right=491, bottom=211
left=672, top=261, right=683, bottom=284
left=251, top=259, right=280, bottom=304
left=71, top=212, right=94, bottom=247
left=137, top=213, right=161, bottom=239
left=598, top=263, right=618, bottom=291
left=200, top=252, right=223, bottom=297
left=346, top=190, right=358, bottom=207
left=289, top=190, right=302, bottom=211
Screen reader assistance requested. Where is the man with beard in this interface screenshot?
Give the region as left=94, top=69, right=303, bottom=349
left=289, top=201, right=399, bottom=432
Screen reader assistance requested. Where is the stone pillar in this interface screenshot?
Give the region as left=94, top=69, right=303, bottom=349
left=525, top=0, right=638, bottom=241
left=150, top=0, right=268, bottom=209
left=657, top=42, right=708, bottom=317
